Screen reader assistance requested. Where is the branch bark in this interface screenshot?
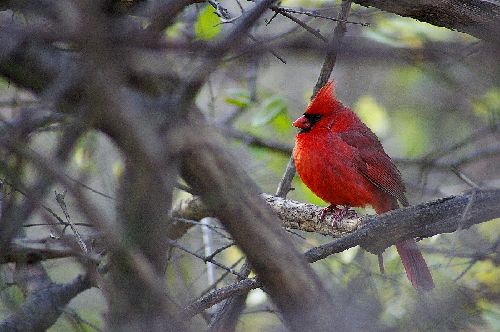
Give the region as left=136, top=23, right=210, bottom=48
left=174, top=189, right=499, bottom=247
left=352, top=0, right=500, bottom=44
left=0, top=263, right=91, bottom=331
left=0, top=236, right=100, bottom=264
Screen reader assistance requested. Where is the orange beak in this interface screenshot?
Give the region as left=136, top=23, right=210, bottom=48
left=292, top=115, right=311, bottom=130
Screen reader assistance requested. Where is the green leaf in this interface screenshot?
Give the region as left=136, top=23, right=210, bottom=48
left=251, top=96, right=287, bottom=126
left=270, top=112, right=293, bottom=135
left=224, top=88, right=250, bottom=108
left=72, top=132, right=98, bottom=172
left=194, top=5, right=221, bottom=41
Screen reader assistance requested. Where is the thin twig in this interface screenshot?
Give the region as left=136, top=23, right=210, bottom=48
left=198, top=257, right=246, bottom=298
left=1, top=178, right=66, bottom=226
left=169, top=240, right=246, bottom=278
left=54, top=190, right=88, bottom=253
left=205, top=241, right=236, bottom=261
left=276, top=6, right=368, bottom=26
left=65, top=175, right=115, bottom=200
left=270, top=6, right=327, bottom=42
left=246, top=33, right=287, bottom=64
left=451, top=168, right=481, bottom=189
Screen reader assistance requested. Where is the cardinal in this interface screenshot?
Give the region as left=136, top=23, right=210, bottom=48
left=293, top=81, right=434, bottom=291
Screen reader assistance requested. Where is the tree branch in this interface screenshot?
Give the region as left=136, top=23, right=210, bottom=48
left=183, top=278, right=260, bottom=319
left=218, top=126, right=293, bottom=155
left=0, top=236, right=102, bottom=264
left=183, top=189, right=500, bottom=316
left=206, top=262, right=252, bottom=332
left=352, top=0, right=500, bottom=44
left=174, top=189, right=499, bottom=244
left=0, top=263, right=91, bottom=331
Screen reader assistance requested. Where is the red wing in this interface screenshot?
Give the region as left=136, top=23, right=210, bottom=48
left=338, top=128, right=408, bottom=206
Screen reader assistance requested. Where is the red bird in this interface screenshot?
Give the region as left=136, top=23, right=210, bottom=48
left=293, top=81, right=434, bottom=291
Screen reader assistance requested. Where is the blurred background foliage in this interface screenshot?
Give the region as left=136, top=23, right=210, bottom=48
left=1, top=0, right=499, bottom=331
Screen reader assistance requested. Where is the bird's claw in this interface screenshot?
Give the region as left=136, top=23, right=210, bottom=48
left=318, top=205, right=335, bottom=222
left=319, top=205, right=358, bottom=227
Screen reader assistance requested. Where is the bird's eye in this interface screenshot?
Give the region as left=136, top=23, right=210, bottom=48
left=304, top=113, right=321, bottom=124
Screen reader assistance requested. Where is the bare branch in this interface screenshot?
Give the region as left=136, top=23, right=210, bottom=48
left=207, top=262, right=251, bottom=332
left=168, top=240, right=247, bottom=278
left=0, top=237, right=101, bottom=264
left=173, top=189, right=499, bottom=244
left=0, top=263, right=91, bottom=331
left=183, top=278, right=259, bottom=319
left=270, top=6, right=328, bottom=42
left=395, top=143, right=500, bottom=169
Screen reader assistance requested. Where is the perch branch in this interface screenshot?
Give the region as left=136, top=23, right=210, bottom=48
left=183, top=189, right=500, bottom=316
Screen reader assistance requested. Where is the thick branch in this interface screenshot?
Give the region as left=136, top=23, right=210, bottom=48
left=175, top=189, right=499, bottom=249
left=183, top=278, right=260, bottom=319
left=0, top=263, right=91, bottom=331
left=206, top=262, right=252, bottom=332
left=352, top=0, right=500, bottom=44
left=356, top=189, right=500, bottom=253
left=172, top=193, right=359, bottom=239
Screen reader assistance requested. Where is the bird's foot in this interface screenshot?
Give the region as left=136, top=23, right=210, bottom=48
left=319, top=205, right=358, bottom=227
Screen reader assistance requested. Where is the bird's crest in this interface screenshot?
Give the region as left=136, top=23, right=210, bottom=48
left=306, top=81, right=343, bottom=115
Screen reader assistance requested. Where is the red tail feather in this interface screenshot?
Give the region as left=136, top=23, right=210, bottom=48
left=396, top=239, right=434, bottom=291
